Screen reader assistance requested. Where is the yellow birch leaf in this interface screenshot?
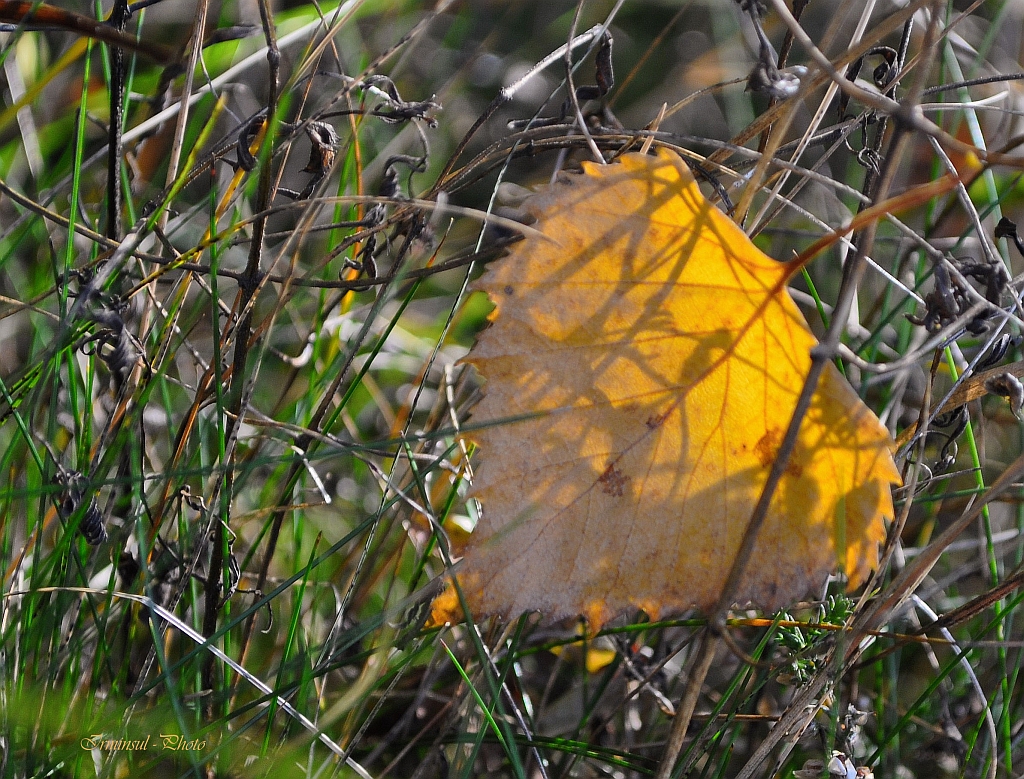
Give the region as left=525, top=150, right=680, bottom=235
left=432, top=149, right=900, bottom=627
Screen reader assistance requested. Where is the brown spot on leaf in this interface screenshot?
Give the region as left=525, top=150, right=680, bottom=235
left=754, top=429, right=781, bottom=468
left=503, top=285, right=514, bottom=296
left=754, top=428, right=803, bottom=477
left=598, top=464, right=630, bottom=497
left=646, top=410, right=670, bottom=429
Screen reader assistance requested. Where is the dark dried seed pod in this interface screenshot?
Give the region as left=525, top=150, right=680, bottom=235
left=933, top=404, right=967, bottom=432
left=78, top=500, right=108, bottom=546
left=301, top=121, right=340, bottom=177
left=58, top=482, right=107, bottom=546
left=984, top=371, right=1024, bottom=415
left=976, top=333, right=1012, bottom=371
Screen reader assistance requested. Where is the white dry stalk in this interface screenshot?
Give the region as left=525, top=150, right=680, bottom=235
left=912, top=595, right=998, bottom=779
